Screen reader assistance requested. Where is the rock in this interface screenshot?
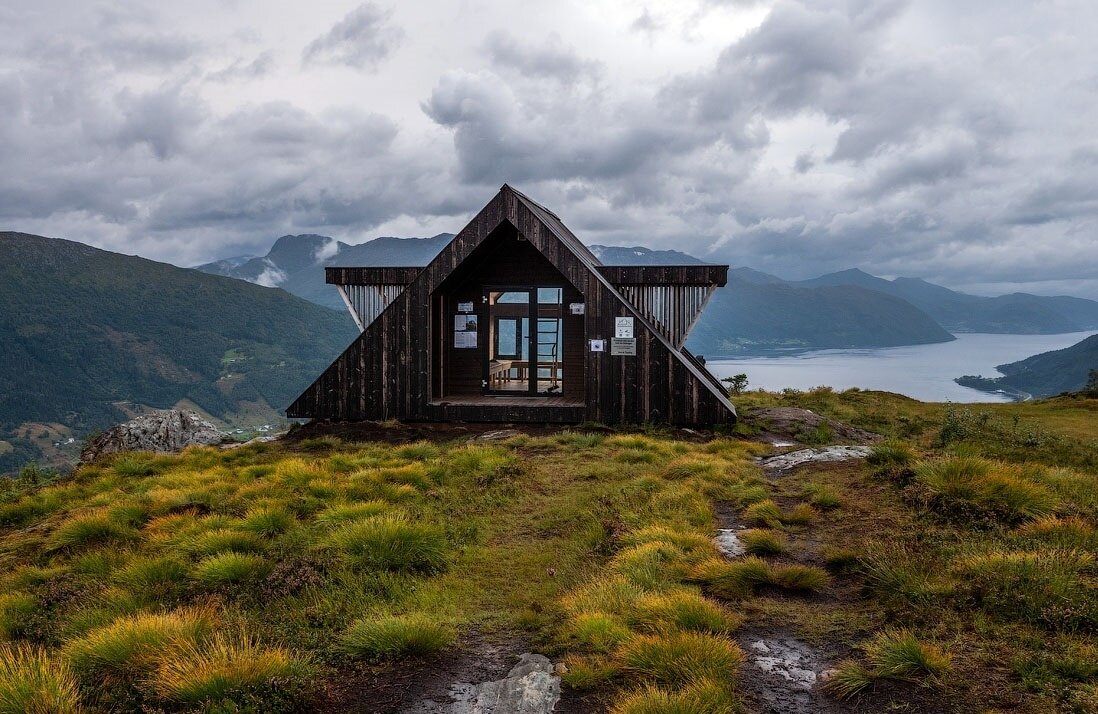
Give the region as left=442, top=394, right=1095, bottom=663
left=749, top=639, right=819, bottom=691
left=475, top=429, right=522, bottom=441
left=746, top=407, right=882, bottom=445
left=715, top=528, right=746, bottom=558
left=80, top=409, right=226, bottom=464
left=407, top=653, right=561, bottom=714
left=759, top=446, right=873, bottom=471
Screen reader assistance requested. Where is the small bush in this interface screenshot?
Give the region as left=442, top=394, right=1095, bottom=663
left=0, top=593, right=36, bottom=641
left=742, top=500, right=783, bottom=528
left=620, top=631, right=743, bottom=688
left=65, top=609, right=212, bottom=676
left=610, top=678, right=739, bottom=714
left=0, top=643, right=82, bottom=714
left=239, top=507, right=295, bottom=538
left=632, top=591, right=743, bottom=635
left=341, top=614, right=453, bottom=661
left=192, top=553, right=271, bottom=587
left=739, top=529, right=788, bottom=556
left=49, top=513, right=139, bottom=551
left=326, top=516, right=448, bottom=573
left=153, top=633, right=309, bottom=707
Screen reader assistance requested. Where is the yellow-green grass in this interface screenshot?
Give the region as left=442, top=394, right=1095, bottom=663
left=0, top=643, right=83, bottom=714
left=619, top=631, right=743, bottom=688
left=340, top=613, right=454, bottom=660
left=324, top=515, right=448, bottom=573
left=914, top=457, right=1058, bottom=524
left=64, top=609, right=212, bottom=677
left=192, top=552, right=271, bottom=587
left=0, top=593, right=36, bottom=641
left=610, top=678, right=739, bottom=714
left=826, top=628, right=951, bottom=698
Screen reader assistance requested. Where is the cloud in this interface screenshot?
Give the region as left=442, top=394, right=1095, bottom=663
left=302, top=3, right=404, bottom=70
left=483, top=31, right=600, bottom=83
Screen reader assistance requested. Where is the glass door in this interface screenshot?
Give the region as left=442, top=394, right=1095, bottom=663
left=484, top=287, right=565, bottom=396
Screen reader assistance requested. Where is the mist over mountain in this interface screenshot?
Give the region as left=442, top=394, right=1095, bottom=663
left=0, top=232, right=357, bottom=473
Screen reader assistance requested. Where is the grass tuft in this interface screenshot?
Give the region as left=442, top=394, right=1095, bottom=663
left=632, top=591, right=743, bottom=635
left=619, top=631, right=743, bottom=688
left=0, top=643, right=83, bottom=714
left=610, top=678, right=739, bottom=714
left=65, top=609, right=212, bottom=677
left=341, top=614, right=454, bottom=661
left=742, top=500, right=783, bottom=528
left=914, top=457, right=1058, bottom=524
left=192, top=553, right=271, bottom=587
left=738, top=529, right=788, bottom=555
left=326, top=515, right=448, bottom=573
left=0, top=593, right=37, bottom=641
left=49, top=513, right=139, bottom=551
left=767, top=564, right=829, bottom=592
left=239, top=507, right=295, bottom=538
left=865, top=628, right=952, bottom=679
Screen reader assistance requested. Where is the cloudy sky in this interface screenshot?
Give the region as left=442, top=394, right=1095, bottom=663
left=2, top=0, right=1097, bottom=297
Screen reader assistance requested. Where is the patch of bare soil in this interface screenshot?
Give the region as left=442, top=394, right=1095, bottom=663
left=745, top=407, right=882, bottom=446
left=310, top=633, right=598, bottom=714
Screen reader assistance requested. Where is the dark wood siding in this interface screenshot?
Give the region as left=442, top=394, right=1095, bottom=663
left=287, top=185, right=735, bottom=426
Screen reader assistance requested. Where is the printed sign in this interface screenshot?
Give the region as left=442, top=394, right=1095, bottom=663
left=457, top=301, right=474, bottom=313
left=454, top=331, right=478, bottom=349
left=589, top=339, right=605, bottom=352
left=615, top=316, right=634, bottom=338
left=569, top=303, right=585, bottom=315
left=454, top=314, right=478, bottom=331
left=611, top=337, right=636, bottom=356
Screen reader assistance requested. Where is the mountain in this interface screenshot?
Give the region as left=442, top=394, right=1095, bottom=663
left=688, top=278, right=955, bottom=357
left=956, top=333, right=1098, bottom=399
left=197, top=234, right=455, bottom=310
left=0, top=232, right=358, bottom=473
left=799, top=268, right=1098, bottom=334
left=589, top=245, right=704, bottom=265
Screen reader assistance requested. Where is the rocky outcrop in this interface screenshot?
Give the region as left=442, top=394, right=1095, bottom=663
left=80, top=409, right=226, bottom=464
left=759, top=446, right=873, bottom=471
left=404, top=653, right=561, bottom=714
left=746, top=407, right=882, bottom=445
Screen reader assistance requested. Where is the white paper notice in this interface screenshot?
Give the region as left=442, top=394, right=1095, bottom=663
left=454, top=331, right=478, bottom=348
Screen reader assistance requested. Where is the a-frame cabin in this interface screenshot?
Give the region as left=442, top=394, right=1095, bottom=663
left=287, top=185, right=735, bottom=426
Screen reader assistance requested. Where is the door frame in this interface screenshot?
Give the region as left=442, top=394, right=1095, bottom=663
left=482, top=285, right=565, bottom=397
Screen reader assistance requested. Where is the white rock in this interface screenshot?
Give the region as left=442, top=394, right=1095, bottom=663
left=759, top=446, right=872, bottom=471
left=715, top=528, right=746, bottom=558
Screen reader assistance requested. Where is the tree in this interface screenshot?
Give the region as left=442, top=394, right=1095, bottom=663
left=1085, top=369, right=1098, bottom=397
left=722, top=373, right=749, bottom=396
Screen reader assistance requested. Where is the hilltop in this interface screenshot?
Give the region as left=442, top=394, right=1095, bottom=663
left=0, top=390, right=1095, bottom=712
left=956, top=332, right=1098, bottom=398
left=0, top=232, right=357, bottom=473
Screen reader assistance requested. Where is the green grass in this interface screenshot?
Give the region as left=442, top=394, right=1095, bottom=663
left=239, top=506, right=295, bottom=538
left=49, top=513, right=139, bottom=551
left=0, top=643, right=83, bottom=714
left=0, top=593, right=36, bottom=641
left=914, top=457, right=1058, bottom=524
left=619, top=631, right=743, bottom=688
left=610, top=678, right=739, bottom=714
left=827, top=629, right=951, bottom=699
left=65, top=609, right=212, bottom=677
left=738, top=529, right=788, bottom=555
left=341, top=614, right=454, bottom=661
left=192, top=552, right=271, bottom=587
left=325, top=515, right=448, bottom=573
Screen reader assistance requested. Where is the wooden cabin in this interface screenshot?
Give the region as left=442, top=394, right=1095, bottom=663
left=287, top=185, right=735, bottom=426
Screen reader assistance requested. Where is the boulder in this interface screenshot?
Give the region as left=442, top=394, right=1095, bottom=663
left=745, top=407, right=882, bottom=445
left=80, top=409, right=226, bottom=464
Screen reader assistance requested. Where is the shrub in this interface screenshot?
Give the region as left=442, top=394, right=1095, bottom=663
left=239, top=507, right=295, bottom=538
left=611, top=678, right=739, bottom=714
left=914, top=457, right=1057, bottom=524
left=619, top=631, right=743, bottom=688
left=742, top=500, right=783, bottom=528
left=957, top=549, right=1097, bottom=629
left=326, top=516, right=448, bottom=573
left=192, top=553, right=271, bottom=587
left=0, top=643, right=82, bottom=714
left=153, top=633, right=309, bottom=707
left=65, top=609, right=212, bottom=676
left=738, top=529, right=788, bottom=556
left=49, top=513, right=139, bottom=551
left=341, top=614, right=453, bottom=661
left=632, top=591, right=743, bottom=635
left=0, top=593, right=36, bottom=641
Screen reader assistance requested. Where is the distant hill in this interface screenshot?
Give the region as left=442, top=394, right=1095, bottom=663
left=956, top=333, right=1098, bottom=399
left=799, top=268, right=1098, bottom=334
left=0, top=232, right=357, bottom=473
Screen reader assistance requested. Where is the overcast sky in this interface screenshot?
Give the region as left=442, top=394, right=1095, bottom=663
left=2, top=0, right=1097, bottom=297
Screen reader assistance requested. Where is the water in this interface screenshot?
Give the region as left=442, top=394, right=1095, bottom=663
left=707, top=332, right=1096, bottom=403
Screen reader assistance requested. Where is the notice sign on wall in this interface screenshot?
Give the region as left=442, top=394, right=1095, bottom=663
left=589, top=339, right=605, bottom=352
left=611, top=338, right=636, bottom=356
left=457, top=301, right=474, bottom=313
left=454, top=314, right=478, bottom=349
left=615, top=316, right=634, bottom=338
left=570, top=303, right=585, bottom=315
